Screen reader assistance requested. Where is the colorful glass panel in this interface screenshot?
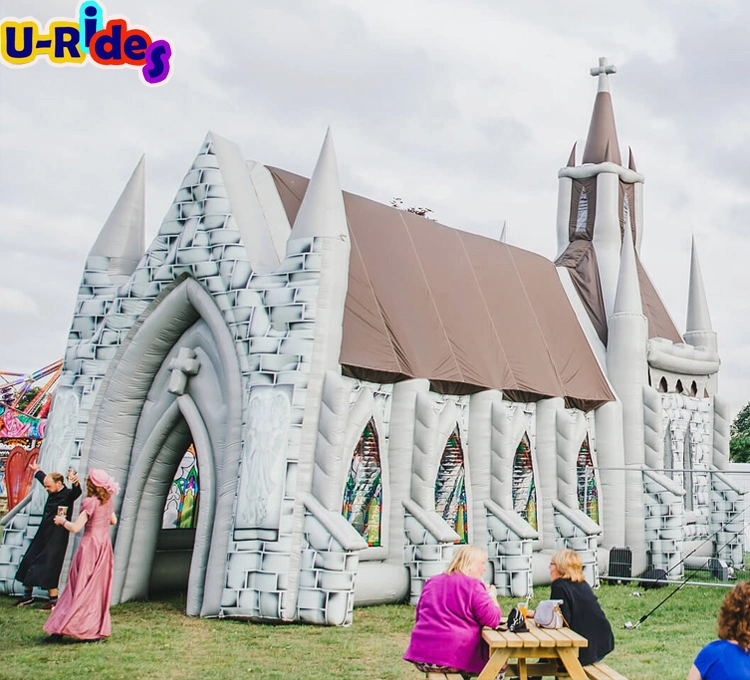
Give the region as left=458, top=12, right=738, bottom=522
left=435, top=426, right=468, bottom=544
left=576, top=437, right=599, bottom=523
left=342, top=419, right=382, bottom=547
left=162, top=445, right=200, bottom=529
left=575, top=188, right=588, bottom=233
left=512, top=433, right=537, bottom=530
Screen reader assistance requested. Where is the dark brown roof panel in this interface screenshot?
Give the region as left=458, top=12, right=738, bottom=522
left=268, top=167, right=615, bottom=411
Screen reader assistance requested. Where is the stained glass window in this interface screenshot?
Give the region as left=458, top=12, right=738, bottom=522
left=435, top=426, right=468, bottom=544
left=512, top=433, right=537, bottom=530
left=576, top=437, right=599, bottom=523
left=162, top=445, right=200, bottom=529
left=576, top=188, right=588, bottom=233
left=342, top=419, right=382, bottom=547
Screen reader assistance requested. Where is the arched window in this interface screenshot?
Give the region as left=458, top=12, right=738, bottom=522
left=576, top=188, right=588, bottom=233
left=162, top=444, right=200, bottom=529
left=576, top=437, right=599, bottom=523
left=684, top=428, right=694, bottom=512
left=663, top=424, right=673, bottom=479
left=676, top=380, right=684, bottom=394
left=342, top=418, right=382, bottom=546
left=435, top=426, right=468, bottom=544
left=658, top=377, right=668, bottom=393
left=512, top=433, right=537, bottom=530
left=690, top=381, right=698, bottom=397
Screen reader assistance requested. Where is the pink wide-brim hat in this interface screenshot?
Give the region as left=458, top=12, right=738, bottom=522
left=87, top=468, right=120, bottom=496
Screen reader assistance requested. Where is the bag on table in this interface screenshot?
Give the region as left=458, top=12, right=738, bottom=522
left=497, top=606, right=528, bottom=633
left=534, top=599, right=565, bottom=628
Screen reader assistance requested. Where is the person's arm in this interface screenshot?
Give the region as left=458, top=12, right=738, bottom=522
left=110, top=513, right=117, bottom=526
left=550, top=580, right=572, bottom=625
left=54, top=510, right=89, bottom=534
left=472, top=580, right=502, bottom=628
left=687, top=663, right=702, bottom=680
left=31, top=462, right=45, bottom=486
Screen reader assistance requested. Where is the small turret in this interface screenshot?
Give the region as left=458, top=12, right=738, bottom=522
left=89, top=155, right=146, bottom=284
left=567, top=143, right=577, bottom=168
left=628, top=147, right=638, bottom=172
left=684, top=236, right=717, bottom=353
left=287, top=128, right=349, bottom=247
left=606, top=229, right=648, bottom=436
left=612, top=231, right=643, bottom=317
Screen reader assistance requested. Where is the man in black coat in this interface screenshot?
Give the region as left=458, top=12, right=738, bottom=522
left=15, top=462, right=81, bottom=609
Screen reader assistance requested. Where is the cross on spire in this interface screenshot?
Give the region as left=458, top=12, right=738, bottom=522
left=590, top=57, right=616, bottom=93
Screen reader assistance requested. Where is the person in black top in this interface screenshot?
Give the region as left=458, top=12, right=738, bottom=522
left=14, top=462, right=81, bottom=609
left=548, top=548, right=614, bottom=666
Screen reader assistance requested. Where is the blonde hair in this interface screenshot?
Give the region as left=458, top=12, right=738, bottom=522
left=445, top=545, right=487, bottom=576
left=550, top=549, right=585, bottom=582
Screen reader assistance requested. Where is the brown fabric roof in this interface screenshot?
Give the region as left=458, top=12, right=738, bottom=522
left=555, top=240, right=609, bottom=345
left=269, top=167, right=615, bottom=411
left=636, top=254, right=682, bottom=343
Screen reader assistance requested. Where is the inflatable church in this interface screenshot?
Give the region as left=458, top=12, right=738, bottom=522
left=1, top=58, right=745, bottom=625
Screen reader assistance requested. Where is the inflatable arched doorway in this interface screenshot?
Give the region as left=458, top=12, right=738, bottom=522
left=79, top=277, right=243, bottom=616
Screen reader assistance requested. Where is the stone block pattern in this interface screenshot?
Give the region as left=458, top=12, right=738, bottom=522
left=554, top=509, right=599, bottom=586
left=710, top=473, right=745, bottom=569
left=486, top=512, right=533, bottom=598
left=296, top=510, right=361, bottom=626
left=0, top=136, right=325, bottom=620
left=0, top=512, right=34, bottom=596
left=403, top=510, right=457, bottom=605
left=642, top=474, right=684, bottom=577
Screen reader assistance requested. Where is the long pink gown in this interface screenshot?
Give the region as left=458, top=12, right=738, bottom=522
left=44, top=496, right=114, bottom=640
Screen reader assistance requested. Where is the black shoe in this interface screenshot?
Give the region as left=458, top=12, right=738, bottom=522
left=16, top=597, right=35, bottom=607
left=40, top=600, right=57, bottom=611
left=42, top=634, right=63, bottom=644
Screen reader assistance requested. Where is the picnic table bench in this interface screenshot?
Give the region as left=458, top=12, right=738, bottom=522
left=478, top=618, right=628, bottom=680
left=417, top=618, right=628, bottom=680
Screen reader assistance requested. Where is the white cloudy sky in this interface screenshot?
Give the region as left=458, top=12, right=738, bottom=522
left=1, top=0, right=748, bottom=416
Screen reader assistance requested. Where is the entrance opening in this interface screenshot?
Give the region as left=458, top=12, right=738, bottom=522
left=89, top=278, right=243, bottom=617
left=150, top=443, right=200, bottom=597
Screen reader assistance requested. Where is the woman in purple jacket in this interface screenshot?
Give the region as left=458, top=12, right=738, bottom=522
left=404, top=545, right=502, bottom=677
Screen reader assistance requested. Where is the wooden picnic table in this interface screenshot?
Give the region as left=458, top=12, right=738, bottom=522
left=478, top=617, right=589, bottom=680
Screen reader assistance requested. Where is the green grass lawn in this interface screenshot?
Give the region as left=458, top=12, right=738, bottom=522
left=0, top=581, right=736, bottom=680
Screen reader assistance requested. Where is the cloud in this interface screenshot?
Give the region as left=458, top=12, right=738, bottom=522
left=0, top=287, right=41, bottom=316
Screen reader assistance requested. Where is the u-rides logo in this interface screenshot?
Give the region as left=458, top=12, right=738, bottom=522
left=1, top=1, right=172, bottom=86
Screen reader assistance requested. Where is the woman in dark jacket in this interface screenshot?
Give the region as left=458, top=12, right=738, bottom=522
left=548, top=548, right=614, bottom=666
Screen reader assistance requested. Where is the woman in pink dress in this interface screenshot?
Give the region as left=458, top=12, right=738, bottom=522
left=43, top=468, right=119, bottom=643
